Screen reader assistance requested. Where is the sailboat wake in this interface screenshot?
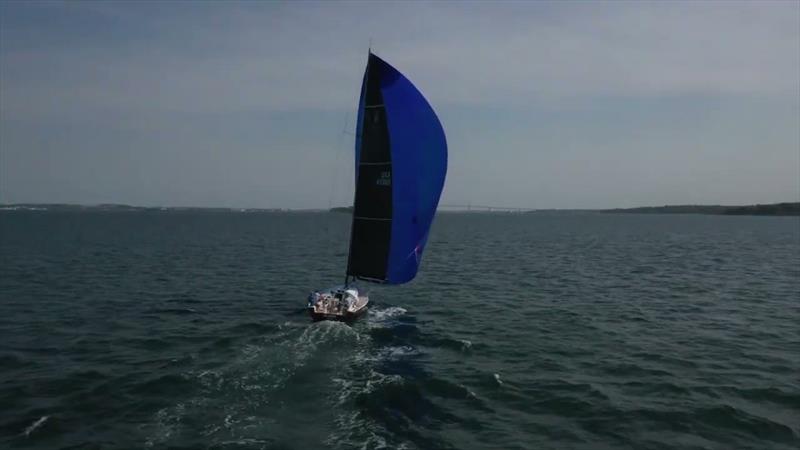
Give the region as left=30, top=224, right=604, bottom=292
left=143, top=320, right=361, bottom=448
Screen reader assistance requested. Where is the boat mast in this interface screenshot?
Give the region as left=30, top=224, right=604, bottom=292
left=344, top=46, right=372, bottom=288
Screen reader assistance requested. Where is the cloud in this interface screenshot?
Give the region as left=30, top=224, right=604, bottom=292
left=2, top=1, right=797, bottom=118
left=1, top=1, right=797, bottom=208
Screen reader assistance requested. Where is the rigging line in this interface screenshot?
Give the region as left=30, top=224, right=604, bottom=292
left=326, top=111, right=350, bottom=250
left=345, top=48, right=370, bottom=286
left=328, top=111, right=351, bottom=212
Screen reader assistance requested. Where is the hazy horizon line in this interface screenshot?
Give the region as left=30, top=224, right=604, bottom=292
left=2, top=200, right=798, bottom=212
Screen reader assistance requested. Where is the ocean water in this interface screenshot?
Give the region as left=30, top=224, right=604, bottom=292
left=0, top=211, right=798, bottom=450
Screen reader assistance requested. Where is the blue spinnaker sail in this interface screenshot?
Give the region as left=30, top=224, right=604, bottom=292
left=376, top=55, right=447, bottom=284
left=346, top=53, right=447, bottom=284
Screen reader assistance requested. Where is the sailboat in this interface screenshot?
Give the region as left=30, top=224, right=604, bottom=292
left=307, top=51, right=448, bottom=321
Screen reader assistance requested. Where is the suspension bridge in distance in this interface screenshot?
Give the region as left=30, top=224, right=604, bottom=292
left=438, top=204, right=535, bottom=213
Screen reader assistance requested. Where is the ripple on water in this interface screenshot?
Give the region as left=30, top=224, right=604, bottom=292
left=1, top=212, right=798, bottom=449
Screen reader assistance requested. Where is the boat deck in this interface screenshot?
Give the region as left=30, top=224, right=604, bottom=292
left=308, top=288, right=369, bottom=321
left=311, top=295, right=368, bottom=315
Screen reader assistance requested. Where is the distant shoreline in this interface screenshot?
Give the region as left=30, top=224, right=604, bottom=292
left=0, top=202, right=797, bottom=216
left=0, top=203, right=301, bottom=213
left=599, top=202, right=799, bottom=216
left=335, top=203, right=800, bottom=216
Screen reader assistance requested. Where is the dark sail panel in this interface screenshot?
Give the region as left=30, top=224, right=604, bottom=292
left=353, top=164, right=392, bottom=219
left=347, top=219, right=391, bottom=280
left=346, top=55, right=393, bottom=281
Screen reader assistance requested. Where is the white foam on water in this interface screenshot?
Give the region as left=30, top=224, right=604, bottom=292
left=145, top=319, right=366, bottom=447
left=22, top=415, right=48, bottom=437
left=368, top=306, right=407, bottom=324
left=363, top=370, right=403, bottom=395
left=320, top=316, right=420, bottom=450
left=331, top=377, right=354, bottom=405
left=494, top=373, right=503, bottom=385
left=201, top=424, right=221, bottom=437
left=376, top=345, right=416, bottom=360
left=326, top=409, right=413, bottom=450
left=459, top=339, right=472, bottom=350
left=144, top=403, right=185, bottom=448
left=325, top=411, right=386, bottom=450
left=217, top=438, right=270, bottom=446
left=298, top=319, right=357, bottom=346
left=331, top=364, right=402, bottom=406
left=327, top=334, right=409, bottom=449
left=450, top=381, right=480, bottom=400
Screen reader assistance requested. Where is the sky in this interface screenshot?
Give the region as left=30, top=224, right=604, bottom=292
left=1, top=0, right=798, bottom=209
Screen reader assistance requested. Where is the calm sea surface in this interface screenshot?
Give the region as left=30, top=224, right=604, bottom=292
left=1, top=211, right=798, bottom=449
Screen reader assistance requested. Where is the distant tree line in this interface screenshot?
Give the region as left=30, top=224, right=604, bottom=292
left=603, top=202, right=799, bottom=216
left=330, top=206, right=354, bottom=213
